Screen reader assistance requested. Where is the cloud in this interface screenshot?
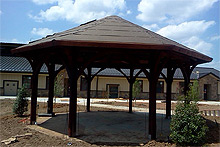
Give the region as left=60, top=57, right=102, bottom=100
left=0, top=10, right=2, bottom=15
left=31, top=28, right=54, bottom=37
left=199, top=60, right=220, bottom=70
left=156, top=20, right=215, bottom=55
left=32, top=0, right=57, bottom=5
left=30, top=0, right=126, bottom=24
left=210, top=35, right=220, bottom=41
left=126, top=10, right=131, bottom=14
left=136, top=0, right=218, bottom=23
left=142, top=24, right=159, bottom=31
left=157, top=20, right=215, bottom=42
left=183, top=36, right=212, bottom=55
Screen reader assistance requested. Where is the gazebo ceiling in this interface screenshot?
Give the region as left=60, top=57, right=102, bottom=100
left=12, top=15, right=212, bottom=66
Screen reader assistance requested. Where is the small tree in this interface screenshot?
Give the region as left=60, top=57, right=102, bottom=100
left=133, top=80, right=141, bottom=100
left=54, top=73, right=64, bottom=97
left=13, top=86, right=29, bottom=116
left=170, top=81, right=208, bottom=146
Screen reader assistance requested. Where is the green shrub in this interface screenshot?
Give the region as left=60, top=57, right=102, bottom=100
left=13, top=86, right=29, bottom=116
left=170, top=81, right=208, bottom=146
left=54, top=73, right=64, bottom=97
left=132, top=80, right=141, bottom=99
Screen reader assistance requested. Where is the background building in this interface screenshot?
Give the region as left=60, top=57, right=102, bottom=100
left=1, top=42, right=219, bottom=100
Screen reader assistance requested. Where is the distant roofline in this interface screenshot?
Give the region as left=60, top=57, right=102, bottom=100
left=0, top=42, right=26, bottom=46
left=198, top=72, right=220, bottom=79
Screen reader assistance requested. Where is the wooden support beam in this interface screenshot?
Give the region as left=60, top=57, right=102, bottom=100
left=87, top=67, right=91, bottom=112
left=28, top=56, right=44, bottom=125
left=116, top=68, right=143, bottom=113
left=160, top=66, right=177, bottom=119
left=67, top=67, right=78, bottom=137
left=144, top=53, right=168, bottom=140
left=129, top=68, right=134, bottom=113
left=30, top=70, right=38, bottom=125
left=148, top=78, right=157, bottom=139
left=61, top=50, right=79, bottom=137
left=180, top=64, right=197, bottom=103
left=47, top=63, right=55, bottom=114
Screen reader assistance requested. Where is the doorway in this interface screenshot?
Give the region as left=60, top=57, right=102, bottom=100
left=108, top=84, right=119, bottom=98
left=204, top=84, right=211, bottom=100
left=4, top=81, right=18, bottom=96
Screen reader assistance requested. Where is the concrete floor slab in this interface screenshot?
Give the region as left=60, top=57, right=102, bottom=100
left=39, top=111, right=170, bottom=144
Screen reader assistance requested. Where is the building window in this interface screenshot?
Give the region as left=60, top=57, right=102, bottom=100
left=46, top=76, right=49, bottom=90
left=156, top=81, right=164, bottom=93
left=22, top=75, right=31, bottom=89
left=80, top=77, right=88, bottom=91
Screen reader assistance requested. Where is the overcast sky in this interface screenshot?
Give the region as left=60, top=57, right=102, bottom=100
left=1, top=0, right=219, bottom=70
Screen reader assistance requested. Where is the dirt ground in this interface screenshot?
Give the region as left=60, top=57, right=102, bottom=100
left=0, top=98, right=219, bottom=146
left=93, top=100, right=220, bottom=111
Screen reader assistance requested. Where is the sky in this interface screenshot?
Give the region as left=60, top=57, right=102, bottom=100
left=1, top=0, right=219, bottom=70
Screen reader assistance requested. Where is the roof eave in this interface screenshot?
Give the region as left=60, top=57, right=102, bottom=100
left=11, top=40, right=212, bottom=63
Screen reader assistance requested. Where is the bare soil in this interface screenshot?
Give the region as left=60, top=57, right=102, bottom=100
left=0, top=98, right=219, bottom=146
left=93, top=100, right=220, bottom=111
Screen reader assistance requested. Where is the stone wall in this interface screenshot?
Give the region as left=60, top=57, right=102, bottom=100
left=198, top=74, right=219, bottom=101
left=0, top=88, right=3, bottom=96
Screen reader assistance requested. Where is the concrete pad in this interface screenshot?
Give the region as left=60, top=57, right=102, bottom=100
left=39, top=111, right=171, bottom=144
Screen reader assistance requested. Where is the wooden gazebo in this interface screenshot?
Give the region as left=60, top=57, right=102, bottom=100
left=12, top=16, right=212, bottom=139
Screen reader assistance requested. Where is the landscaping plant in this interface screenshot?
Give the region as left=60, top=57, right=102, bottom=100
left=54, top=73, right=64, bottom=97
left=13, top=86, right=29, bottom=116
left=170, top=81, right=208, bottom=146
left=132, top=80, right=141, bottom=100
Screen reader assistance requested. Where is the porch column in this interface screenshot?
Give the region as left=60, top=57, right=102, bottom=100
left=87, top=67, right=92, bottom=112
left=166, top=80, right=172, bottom=118
left=180, top=64, right=196, bottom=103
left=30, top=70, right=39, bottom=125
left=129, top=68, right=134, bottom=113
left=165, top=66, right=176, bottom=119
left=148, top=78, right=157, bottom=139
left=47, top=63, right=55, bottom=114
left=62, top=50, right=79, bottom=137
left=67, top=67, right=78, bottom=137
left=143, top=53, right=167, bottom=140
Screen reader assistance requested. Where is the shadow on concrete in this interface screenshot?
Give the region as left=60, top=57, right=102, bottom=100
left=39, top=111, right=171, bottom=145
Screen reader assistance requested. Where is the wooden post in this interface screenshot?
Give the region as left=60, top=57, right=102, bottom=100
left=166, top=80, right=172, bottom=118
left=144, top=53, right=167, bottom=140
left=30, top=70, right=39, bottom=125
left=148, top=78, right=157, bottom=139
left=129, top=68, right=134, bottom=113
left=87, top=67, right=91, bottom=112
left=165, top=66, right=176, bottom=119
left=180, top=65, right=196, bottom=103
left=47, top=63, right=55, bottom=114
left=68, top=67, right=78, bottom=137
left=129, top=81, right=134, bottom=113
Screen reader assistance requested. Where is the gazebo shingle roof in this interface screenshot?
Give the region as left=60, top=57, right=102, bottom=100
left=12, top=15, right=212, bottom=63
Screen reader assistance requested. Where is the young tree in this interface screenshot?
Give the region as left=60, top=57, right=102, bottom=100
left=13, top=86, right=29, bottom=116
left=170, top=81, right=208, bottom=146
left=54, top=73, right=64, bottom=97
left=133, top=80, right=141, bottom=100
